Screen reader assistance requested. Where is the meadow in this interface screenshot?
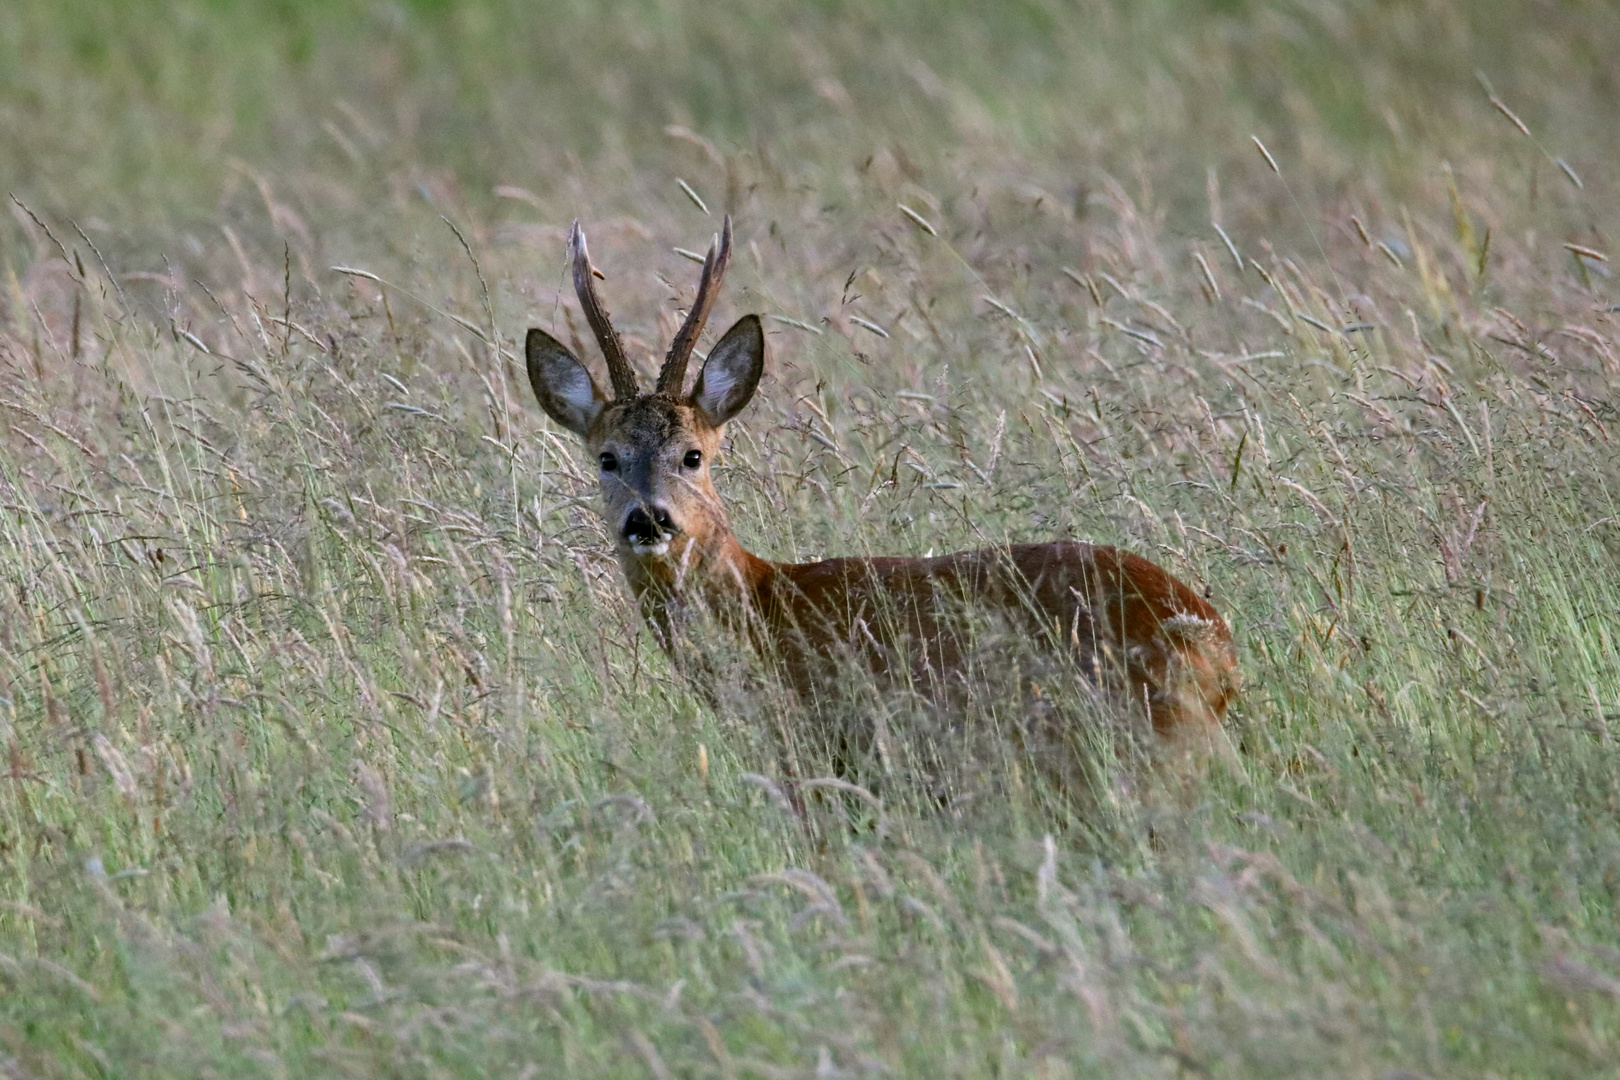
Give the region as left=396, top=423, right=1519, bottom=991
left=2, top=1, right=1620, bottom=1075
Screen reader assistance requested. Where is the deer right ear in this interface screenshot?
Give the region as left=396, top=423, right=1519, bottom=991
left=690, top=314, right=765, bottom=427
left=526, top=327, right=606, bottom=437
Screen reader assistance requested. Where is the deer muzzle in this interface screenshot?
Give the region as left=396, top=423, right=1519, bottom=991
left=622, top=505, right=681, bottom=556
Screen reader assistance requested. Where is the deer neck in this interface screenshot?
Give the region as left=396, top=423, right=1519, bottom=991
left=620, top=526, right=776, bottom=624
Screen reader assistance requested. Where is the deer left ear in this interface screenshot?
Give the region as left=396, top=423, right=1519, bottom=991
left=526, top=327, right=607, bottom=437
left=690, top=315, right=764, bottom=427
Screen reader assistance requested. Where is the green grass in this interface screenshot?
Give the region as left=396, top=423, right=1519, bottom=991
left=3, top=0, right=1620, bottom=1076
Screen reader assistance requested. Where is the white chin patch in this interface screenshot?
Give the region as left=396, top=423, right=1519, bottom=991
left=630, top=541, right=671, bottom=558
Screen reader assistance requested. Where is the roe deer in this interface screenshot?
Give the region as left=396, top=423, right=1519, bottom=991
left=525, top=217, right=1239, bottom=776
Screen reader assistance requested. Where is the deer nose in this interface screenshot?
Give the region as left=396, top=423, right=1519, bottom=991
left=622, top=506, right=677, bottom=544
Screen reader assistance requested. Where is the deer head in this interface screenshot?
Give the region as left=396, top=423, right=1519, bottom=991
left=525, top=217, right=764, bottom=570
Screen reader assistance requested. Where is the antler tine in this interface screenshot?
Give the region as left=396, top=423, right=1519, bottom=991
left=569, top=221, right=640, bottom=400
left=656, top=214, right=733, bottom=394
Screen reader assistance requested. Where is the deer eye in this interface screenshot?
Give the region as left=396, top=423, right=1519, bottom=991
left=599, top=452, right=619, bottom=472
left=683, top=449, right=703, bottom=469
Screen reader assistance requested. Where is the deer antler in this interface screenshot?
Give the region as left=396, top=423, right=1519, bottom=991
left=656, top=214, right=733, bottom=394
left=569, top=221, right=640, bottom=400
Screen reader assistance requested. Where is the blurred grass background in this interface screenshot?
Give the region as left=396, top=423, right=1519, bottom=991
left=7, top=0, right=1619, bottom=235
left=3, top=1, right=1620, bottom=1077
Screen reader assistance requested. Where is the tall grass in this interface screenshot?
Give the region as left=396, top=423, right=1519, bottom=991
left=3, top=0, right=1620, bottom=1076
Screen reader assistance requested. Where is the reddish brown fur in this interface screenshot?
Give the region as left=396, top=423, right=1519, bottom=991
left=637, top=529, right=1239, bottom=758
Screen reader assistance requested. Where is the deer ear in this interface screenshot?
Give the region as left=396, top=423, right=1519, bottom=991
left=526, top=328, right=606, bottom=437
left=690, top=315, right=764, bottom=427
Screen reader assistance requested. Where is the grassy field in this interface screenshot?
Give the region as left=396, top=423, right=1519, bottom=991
left=3, top=0, right=1620, bottom=1075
